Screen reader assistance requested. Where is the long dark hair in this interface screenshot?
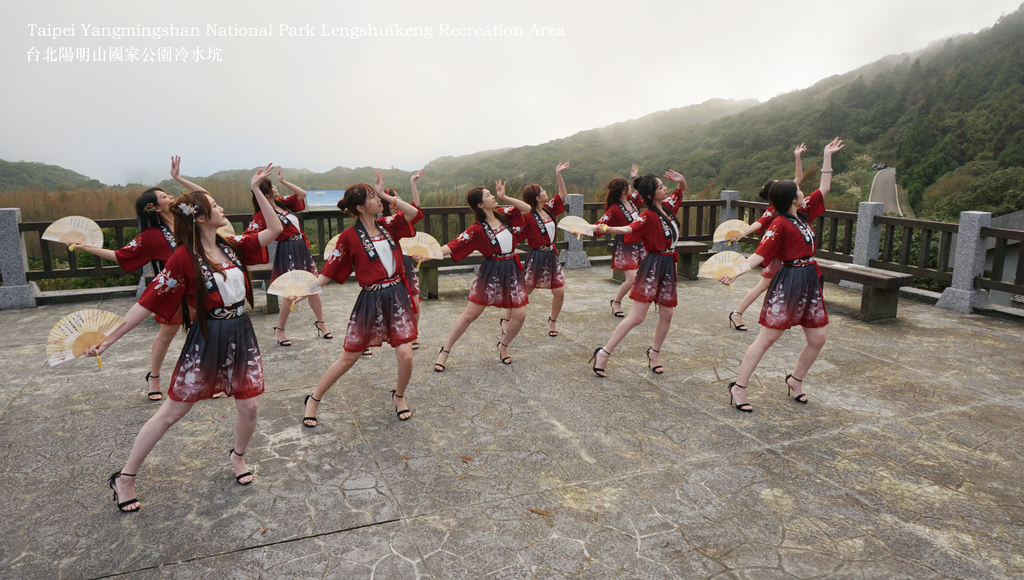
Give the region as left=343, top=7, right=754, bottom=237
left=135, top=187, right=164, bottom=232
left=633, top=174, right=679, bottom=231
left=603, top=177, right=630, bottom=212
left=467, top=186, right=509, bottom=228
left=380, top=188, right=398, bottom=217
left=338, top=183, right=375, bottom=217
left=250, top=178, right=293, bottom=215
left=522, top=184, right=543, bottom=211
left=170, top=191, right=253, bottom=341
left=767, top=180, right=801, bottom=216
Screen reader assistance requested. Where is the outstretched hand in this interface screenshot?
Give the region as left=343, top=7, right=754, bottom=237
left=251, top=162, right=274, bottom=187
left=794, top=143, right=807, bottom=156
left=630, top=164, right=639, bottom=179
left=410, top=169, right=425, bottom=183
left=495, top=180, right=506, bottom=198
left=277, top=166, right=285, bottom=182
left=374, top=170, right=385, bottom=194
left=84, top=341, right=108, bottom=357
left=824, top=137, right=844, bottom=156
left=663, top=170, right=686, bottom=184
left=170, top=156, right=181, bottom=179
left=556, top=161, right=570, bottom=174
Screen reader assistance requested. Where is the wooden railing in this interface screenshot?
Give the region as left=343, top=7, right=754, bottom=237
left=734, top=201, right=856, bottom=263
left=977, top=226, right=1024, bottom=294
left=870, top=216, right=957, bottom=284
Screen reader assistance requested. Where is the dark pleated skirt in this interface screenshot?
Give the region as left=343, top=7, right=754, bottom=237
left=630, top=253, right=677, bottom=307
left=759, top=263, right=829, bottom=329
left=523, top=248, right=565, bottom=289
left=468, top=258, right=529, bottom=308
left=271, top=238, right=318, bottom=282
left=343, top=282, right=418, bottom=352
left=168, top=313, right=264, bottom=402
left=611, top=234, right=646, bottom=271
left=402, top=255, right=420, bottom=297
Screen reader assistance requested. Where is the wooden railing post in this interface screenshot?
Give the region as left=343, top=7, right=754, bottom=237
left=936, top=211, right=990, bottom=313
left=711, top=190, right=739, bottom=252
left=0, top=208, right=38, bottom=309
left=563, top=193, right=590, bottom=269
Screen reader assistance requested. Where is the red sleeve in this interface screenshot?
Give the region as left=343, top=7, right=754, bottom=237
left=629, top=191, right=643, bottom=206
left=447, top=225, right=481, bottom=262
left=756, top=207, right=777, bottom=229
left=280, top=194, right=306, bottom=213
left=754, top=221, right=785, bottom=265
left=623, top=213, right=649, bottom=246
left=321, top=232, right=354, bottom=285
left=379, top=213, right=412, bottom=241
left=545, top=196, right=565, bottom=218
left=498, top=206, right=526, bottom=242
left=114, top=229, right=160, bottom=273
left=664, top=188, right=684, bottom=213
left=138, top=248, right=192, bottom=321
left=802, top=189, right=825, bottom=221
left=235, top=231, right=267, bottom=265
left=246, top=211, right=267, bottom=235
left=595, top=204, right=622, bottom=227
left=406, top=207, right=425, bottom=228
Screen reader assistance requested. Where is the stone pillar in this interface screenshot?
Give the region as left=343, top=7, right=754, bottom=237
left=711, top=190, right=740, bottom=253
left=840, top=201, right=885, bottom=291
left=136, top=263, right=153, bottom=298
left=0, top=208, right=38, bottom=309
left=562, top=193, right=591, bottom=269
left=936, top=211, right=990, bottom=313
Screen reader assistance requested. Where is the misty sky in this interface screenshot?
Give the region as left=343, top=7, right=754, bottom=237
left=4, top=0, right=1021, bottom=186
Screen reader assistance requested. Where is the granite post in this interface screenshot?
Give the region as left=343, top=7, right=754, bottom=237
left=936, top=211, right=990, bottom=313
left=562, top=193, right=590, bottom=269
left=839, top=201, right=885, bottom=291
left=710, top=190, right=740, bottom=253
left=0, top=208, right=38, bottom=309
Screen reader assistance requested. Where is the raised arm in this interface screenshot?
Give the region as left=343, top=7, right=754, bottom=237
left=170, top=156, right=207, bottom=193
left=494, top=180, right=531, bottom=213
left=277, top=167, right=307, bottom=201
left=251, top=163, right=283, bottom=246
left=663, top=170, right=687, bottom=195
left=410, top=170, right=424, bottom=208
left=555, top=162, right=570, bottom=202
left=793, top=143, right=807, bottom=185
left=379, top=188, right=418, bottom=217
left=819, top=138, right=843, bottom=196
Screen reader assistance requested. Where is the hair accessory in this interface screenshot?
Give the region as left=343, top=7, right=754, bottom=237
left=177, top=203, right=195, bottom=216
left=143, top=203, right=158, bottom=214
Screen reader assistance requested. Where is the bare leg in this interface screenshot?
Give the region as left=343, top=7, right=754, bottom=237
left=435, top=301, right=488, bottom=370
left=231, top=397, right=258, bottom=484
left=275, top=299, right=293, bottom=345
left=647, top=305, right=674, bottom=369
left=594, top=301, right=653, bottom=372
left=614, top=269, right=637, bottom=306
left=549, top=286, right=564, bottom=335
left=394, top=343, right=413, bottom=417
left=498, top=305, right=528, bottom=363
left=410, top=296, right=420, bottom=348
left=732, top=277, right=771, bottom=329
left=147, top=323, right=179, bottom=399
left=787, top=327, right=827, bottom=398
left=304, top=349, right=363, bottom=425
left=308, top=294, right=331, bottom=338
left=730, top=327, right=786, bottom=406
left=504, top=287, right=534, bottom=333
left=113, top=399, right=196, bottom=510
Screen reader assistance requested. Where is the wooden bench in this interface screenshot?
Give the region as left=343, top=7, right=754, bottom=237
left=816, top=258, right=913, bottom=322
left=418, top=249, right=529, bottom=300
left=611, top=241, right=708, bottom=282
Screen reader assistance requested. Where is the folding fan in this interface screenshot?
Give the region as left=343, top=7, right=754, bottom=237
left=42, top=216, right=104, bottom=250
left=216, top=224, right=236, bottom=238
left=268, top=270, right=322, bottom=310
left=556, top=216, right=596, bottom=237
left=323, top=234, right=341, bottom=260
left=698, top=251, right=749, bottom=289
left=47, top=309, right=125, bottom=368
left=399, top=232, right=444, bottom=265
left=713, top=220, right=749, bottom=244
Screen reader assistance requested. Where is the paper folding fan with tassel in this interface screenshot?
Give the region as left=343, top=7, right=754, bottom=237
left=556, top=216, right=597, bottom=237
left=399, top=232, right=444, bottom=266
left=698, top=251, right=749, bottom=289
left=42, top=216, right=104, bottom=250
left=323, top=234, right=341, bottom=260
left=267, top=270, right=322, bottom=310
left=713, top=219, right=749, bottom=244
left=47, top=309, right=125, bottom=368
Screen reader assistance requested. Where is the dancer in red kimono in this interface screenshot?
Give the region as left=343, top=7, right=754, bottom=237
left=246, top=167, right=332, bottom=346
left=719, top=138, right=844, bottom=412
left=592, top=170, right=687, bottom=376
left=89, top=163, right=283, bottom=511
left=727, top=144, right=807, bottom=332
left=300, top=172, right=419, bottom=426
left=433, top=181, right=531, bottom=371
left=595, top=164, right=645, bottom=318
left=502, top=162, right=570, bottom=338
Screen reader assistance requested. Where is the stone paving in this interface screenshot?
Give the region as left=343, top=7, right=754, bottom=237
left=1, top=267, right=1023, bottom=579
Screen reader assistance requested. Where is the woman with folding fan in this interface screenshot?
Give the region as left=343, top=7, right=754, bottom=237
left=591, top=170, right=687, bottom=377
left=717, top=138, right=844, bottom=413
left=594, top=164, right=645, bottom=318
left=297, top=171, right=420, bottom=426
left=87, top=163, right=283, bottom=512
left=245, top=166, right=332, bottom=347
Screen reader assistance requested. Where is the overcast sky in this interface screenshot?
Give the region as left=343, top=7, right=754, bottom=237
left=4, top=0, right=1021, bottom=186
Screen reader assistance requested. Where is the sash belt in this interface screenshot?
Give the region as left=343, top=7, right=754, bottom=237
left=489, top=252, right=524, bottom=271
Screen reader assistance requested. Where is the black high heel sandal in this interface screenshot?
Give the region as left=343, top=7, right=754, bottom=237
left=144, top=372, right=162, bottom=401
left=272, top=326, right=292, bottom=347
left=434, top=347, right=450, bottom=372
left=497, top=341, right=512, bottom=365
left=228, top=448, right=253, bottom=485
left=728, top=311, right=748, bottom=332
left=303, top=394, right=320, bottom=428
left=589, top=347, right=609, bottom=377
left=391, top=390, right=412, bottom=421
left=610, top=299, right=625, bottom=318
left=646, top=347, right=663, bottom=374
left=313, top=320, right=333, bottom=340
left=108, top=471, right=140, bottom=512
left=728, top=382, right=753, bottom=413
left=786, top=374, right=808, bottom=404
left=499, top=317, right=510, bottom=335
left=547, top=317, right=558, bottom=337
